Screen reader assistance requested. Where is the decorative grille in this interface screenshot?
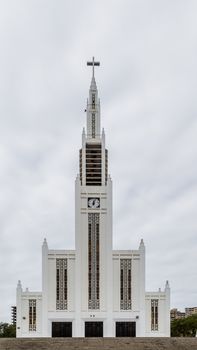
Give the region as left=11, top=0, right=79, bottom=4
left=79, top=148, right=82, bottom=183
left=92, top=93, right=95, bottom=109
left=56, top=259, right=68, bottom=310
left=92, top=113, right=95, bottom=138
left=88, top=213, right=100, bottom=309
left=105, top=149, right=108, bottom=185
left=151, top=299, right=159, bottom=331
left=120, top=259, right=132, bottom=310
left=29, top=299, right=36, bottom=331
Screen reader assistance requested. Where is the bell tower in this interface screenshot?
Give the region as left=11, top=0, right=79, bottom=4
left=80, top=58, right=108, bottom=187
left=75, top=58, right=113, bottom=336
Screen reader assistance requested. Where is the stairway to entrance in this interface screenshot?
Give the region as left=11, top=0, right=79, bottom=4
left=0, top=338, right=197, bottom=350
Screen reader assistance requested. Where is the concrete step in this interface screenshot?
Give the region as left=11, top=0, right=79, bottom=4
left=0, top=338, right=197, bottom=350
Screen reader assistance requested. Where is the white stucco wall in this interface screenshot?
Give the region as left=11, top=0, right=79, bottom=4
left=46, top=250, right=75, bottom=313
left=112, top=246, right=145, bottom=337
left=16, top=289, right=42, bottom=338
left=145, top=287, right=170, bottom=337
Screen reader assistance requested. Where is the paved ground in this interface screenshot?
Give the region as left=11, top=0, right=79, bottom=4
left=0, top=338, right=197, bottom=350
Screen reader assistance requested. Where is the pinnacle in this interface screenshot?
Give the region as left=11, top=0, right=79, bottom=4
left=90, top=75, right=97, bottom=91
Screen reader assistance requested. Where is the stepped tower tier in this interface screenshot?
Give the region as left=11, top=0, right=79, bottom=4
left=80, top=58, right=108, bottom=187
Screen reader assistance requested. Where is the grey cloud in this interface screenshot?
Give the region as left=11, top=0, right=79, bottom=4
left=0, top=0, right=197, bottom=321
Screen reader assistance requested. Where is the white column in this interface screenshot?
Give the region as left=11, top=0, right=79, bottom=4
left=96, top=100, right=101, bottom=138
left=74, top=176, right=82, bottom=336
left=165, top=280, right=171, bottom=336
left=138, top=239, right=145, bottom=336
left=101, top=129, right=106, bottom=186
left=16, top=280, right=22, bottom=337
left=82, top=129, right=86, bottom=186
left=42, top=238, right=48, bottom=336
left=105, top=176, right=113, bottom=336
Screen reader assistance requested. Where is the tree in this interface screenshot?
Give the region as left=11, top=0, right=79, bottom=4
left=171, top=314, right=197, bottom=337
left=0, top=323, right=16, bottom=337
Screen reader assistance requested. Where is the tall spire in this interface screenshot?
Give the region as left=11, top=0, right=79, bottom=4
left=86, top=57, right=101, bottom=139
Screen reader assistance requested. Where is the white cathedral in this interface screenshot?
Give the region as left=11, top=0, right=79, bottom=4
left=16, top=58, right=170, bottom=338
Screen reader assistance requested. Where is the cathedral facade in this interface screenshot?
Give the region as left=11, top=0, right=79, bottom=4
left=16, top=59, right=170, bottom=338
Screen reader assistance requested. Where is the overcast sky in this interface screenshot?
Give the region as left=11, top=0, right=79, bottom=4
left=0, top=0, right=197, bottom=322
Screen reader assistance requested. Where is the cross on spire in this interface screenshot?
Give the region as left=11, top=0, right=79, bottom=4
left=87, top=57, right=100, bottom=77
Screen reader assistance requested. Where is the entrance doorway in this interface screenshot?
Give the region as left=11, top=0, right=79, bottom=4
left=52, top=322, right=72, bottom=337
left=116, top=322, right=136, bottom=337
left=85, top=322, right=103, bottom=337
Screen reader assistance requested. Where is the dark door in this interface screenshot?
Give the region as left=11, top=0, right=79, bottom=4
left=116, top=322, right=136, bottom=337
left=52, top=322, right=72, bottom=337
left=85, top=322, right=103, bottom=337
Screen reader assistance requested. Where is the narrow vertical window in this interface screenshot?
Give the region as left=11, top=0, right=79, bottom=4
left=96, top=223, right=99, bottom=300
left=64, top=269, right=67, bottom=301
left=151, top=299, right=159, bottom=331
left=105, top=149, right=108, bottom=185
left=92, top=113, right=95, bottom=138
left=88, top=213, right=100, bottom=309
left=29, top=299, right=36, bottom=331
left=120, top=259, right=132, bottom=310
left=88, top=223, right=92, bottom=300
left=128, top=269, right=131, bottom=300
left=79, top=149, right=82, bottom=184
left=56, top=269, right=59, bottom=301
left=92, top=93, right=95, bottom=109
left=56, top=259, right=68, bottom=310
left=120, top=269, right=123, bottom=301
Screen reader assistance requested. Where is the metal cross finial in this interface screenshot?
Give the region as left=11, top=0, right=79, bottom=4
left=87, top=57, right=100, bottom=77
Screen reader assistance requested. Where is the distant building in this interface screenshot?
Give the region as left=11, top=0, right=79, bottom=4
left=171, top=307, right=197, bottom=322
left=185, top=307, right=197, bottom=317
left=11, top=306, right=17, bottom=325
left=170, top=308, right=186, bottom=321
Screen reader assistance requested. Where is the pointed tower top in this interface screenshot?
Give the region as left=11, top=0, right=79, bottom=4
left=17, top=280, right=22, bottom=289
left=139, top=238, right=145, bottom=249
left=42, top=237, right=48, bottom=249
left=165, top=280, right=170, bottom=289
left=85, top=57, right=101, bottom=140
left=90, top=75, right=97, bottom=91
